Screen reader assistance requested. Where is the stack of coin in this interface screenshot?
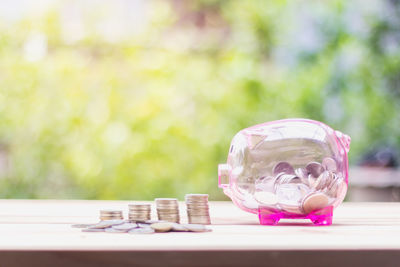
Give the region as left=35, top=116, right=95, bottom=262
left=99, top=209, right=123, bottom=221
left=155, top=198, right=180, bottom=223
left=185, top=194, right=211, bottom=225
left=128, top=204, right=151, bottom=222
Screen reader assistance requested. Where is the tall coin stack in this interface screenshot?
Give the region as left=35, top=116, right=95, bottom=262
left=128, top=204, right=151, bottom=222
left=185, top=194, right=211, bottom=225
left=100, top=209, right=123, bottom=221
left=155, top=198, right=180, bottom=223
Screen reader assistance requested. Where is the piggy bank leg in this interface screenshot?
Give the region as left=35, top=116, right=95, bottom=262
left=308, top=206, right=333, bottom=226
left=258, top=207, right=282, bottom=225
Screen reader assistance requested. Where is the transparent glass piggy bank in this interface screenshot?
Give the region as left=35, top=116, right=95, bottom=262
left=218, top=119, right=350, bottom=225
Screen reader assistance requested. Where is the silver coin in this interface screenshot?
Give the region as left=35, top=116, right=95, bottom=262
left=128, top=227, right=155, bottom=234
left=137, top=223, right=152, bottom=228
left=186, top=206, right=209, bottom=211
left=274, top=174, right=300, bottom=192
left=313, top=171, right=333, bottom=190
left=279, top=202, right=304, bottom=214
left=188, top=219, right=211, bottom=225
left=326, top=174, right=345, bottom=197
left=145, top=220, right=165, bottom=224
left=129, top=203, right=151, bottom=208
left=273, top=162, right=295, bottom=175
left=88, top=220, right=125, bottom=229
left=306, top=162, right=325, bottom=178
left=308, top=174, right=317, bottom=187
left=181, top=224, right=211, bottom=232
left=322, top=157, right=337, bottom=172
left=295, top=168, right=310, bottom=185
left=100, top=217, right=124, bottom=221
left=100, top=209, right=123, bottom=214
left=325, top=172, right=337, bottom=190
left=186, top=208, right=210, bottom=213
left=112, top=223, right=138, bottom=231
left=129, top=218, right=151, bottom=222
left=185, top=194, right=209, bottom=199
left=301, top=192, right=329, bottom=214
left=155, top=198, right=178, bottom=204
left=295, top=167, right=308, bottom=178
left=82, top=228, right=105, bottom=232
left=171, top=223, right=189, bottom=232
left=105, top=227, right=127, bottom=233
left=151, top=222, right=174, bottom=232
left=276, top=183, right=309, bottom=206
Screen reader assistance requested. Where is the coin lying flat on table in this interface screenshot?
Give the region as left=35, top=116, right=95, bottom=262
left=171, top=223, right=189, bottom=232
left=105, top=228, right=127, bottom=233
left=112, top=223, right=138, bottom=231
left=137, top=223, right=152, bottom=228
left=128, top=227, right=155, bottom=234
left=88, top=220, right=125, bottom=229
left=151, top=222, right=174, bottom=232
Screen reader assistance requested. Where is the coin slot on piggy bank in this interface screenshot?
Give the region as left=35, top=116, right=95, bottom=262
left=218, top=118, right=350, bottom=226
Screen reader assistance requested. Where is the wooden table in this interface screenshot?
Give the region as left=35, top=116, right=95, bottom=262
left=0, top=200, right=399, bottom=267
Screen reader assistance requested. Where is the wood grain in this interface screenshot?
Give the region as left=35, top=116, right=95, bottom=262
left=0, top=200, right=399, bottom=266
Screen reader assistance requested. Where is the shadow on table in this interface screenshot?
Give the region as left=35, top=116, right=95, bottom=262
left=212, top=219, right=365, bottom=227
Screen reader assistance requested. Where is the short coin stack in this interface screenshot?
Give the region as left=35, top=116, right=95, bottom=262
left=99, top=209, right=123, bottom=221
left=155, top=198, right=180, bottom=223
left=128, top=204, right=151, bottom=222
left=185, top=194, right=211, bottom=225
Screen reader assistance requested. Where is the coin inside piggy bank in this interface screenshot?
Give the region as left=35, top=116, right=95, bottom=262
left=218, top=118, right=350, bottom=226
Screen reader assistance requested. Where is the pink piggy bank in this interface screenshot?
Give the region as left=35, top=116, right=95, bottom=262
left=218, top=118, right=350, bottom=225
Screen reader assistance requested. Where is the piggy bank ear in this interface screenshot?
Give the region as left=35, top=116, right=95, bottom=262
left=335, top=130, right=351, bottom=153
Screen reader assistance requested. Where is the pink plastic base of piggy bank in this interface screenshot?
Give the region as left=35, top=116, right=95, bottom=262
left=258, top=206, right=333, bottom=226
left=218, top=118, right=350, bottom=226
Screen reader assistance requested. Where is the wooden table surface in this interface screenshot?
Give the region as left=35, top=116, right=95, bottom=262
left=0, top=200, right=399, bottom=267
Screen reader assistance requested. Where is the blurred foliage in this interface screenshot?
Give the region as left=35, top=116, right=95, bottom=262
left=0, top=0, right=399, bottom=199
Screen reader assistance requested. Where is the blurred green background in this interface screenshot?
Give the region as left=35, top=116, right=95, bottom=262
left=0, top=0, right=399, bottom=200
